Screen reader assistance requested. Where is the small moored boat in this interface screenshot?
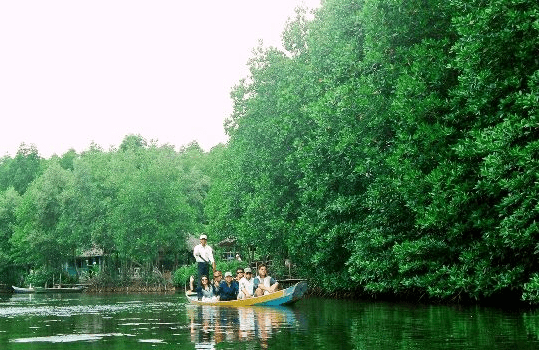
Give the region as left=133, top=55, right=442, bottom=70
left=12, top=286, right=36, bottom=294
left=185, top=281, right=307, bottom=306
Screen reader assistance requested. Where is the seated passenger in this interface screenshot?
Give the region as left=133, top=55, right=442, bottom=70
left=219, top=271, right=239, bottom=301
left=235, top=268, right=244, bottom=283
left=196, top=275, right=218, bottom=301
left=253, top=264, right=279, bottom=297
left=237, top=267, right=255, bottom=299
left=212, top=270, right=222, bottom=296
left=186, top=275, right=195, bottom=293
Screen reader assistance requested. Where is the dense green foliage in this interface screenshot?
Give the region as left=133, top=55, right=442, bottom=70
left=0, top=137, right=217, bottom=287
left=0, top=0, right=537, bottom=303
left=206, top=0, right=539, bottom=302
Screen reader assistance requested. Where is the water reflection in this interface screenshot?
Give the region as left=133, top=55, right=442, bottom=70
left=2, top=293, right=539, bottom=349
left=186, top=304, right=301, bottom=349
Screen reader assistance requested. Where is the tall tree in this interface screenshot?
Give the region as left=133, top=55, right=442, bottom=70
left=11, top=161, right=75, bottom=268
left=109, top=143, right=194, bottom=266
left=1, top=144, right=43, bottom=194
left=0, top=187, right=21, bottom=283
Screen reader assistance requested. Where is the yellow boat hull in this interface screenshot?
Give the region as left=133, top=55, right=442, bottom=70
left=186, top=281, right=307, bottom=306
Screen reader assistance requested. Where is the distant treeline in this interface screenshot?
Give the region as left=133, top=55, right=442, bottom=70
left=1, top=0, right=538, bottom=303
left=0, top=137, right=221, bottom=287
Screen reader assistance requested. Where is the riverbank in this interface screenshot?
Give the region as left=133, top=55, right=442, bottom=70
left=84, top=282, right=176, bottom=293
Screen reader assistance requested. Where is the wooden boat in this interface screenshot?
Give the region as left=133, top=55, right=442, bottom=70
left=12, top=286, right=36, bottom=294
left=34, top=286, right=85, bottom=293
left=185, top=281, right=307, bottom=306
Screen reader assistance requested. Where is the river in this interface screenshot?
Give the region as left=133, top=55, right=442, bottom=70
left=1, top=292, right=539, bottom=349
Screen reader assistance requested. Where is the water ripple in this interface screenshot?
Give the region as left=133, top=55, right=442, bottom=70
left=10, top=333, right=125, bottom=343
left=0, top=301, right=178, bottom=318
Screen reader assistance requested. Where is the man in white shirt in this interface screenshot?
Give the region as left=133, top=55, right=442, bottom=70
left=193, top=234, right=216, bottom=287
left=238, top=267, right=255, bottom=299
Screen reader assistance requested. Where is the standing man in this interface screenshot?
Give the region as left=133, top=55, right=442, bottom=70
left=193, top=234, right=216, bottom=287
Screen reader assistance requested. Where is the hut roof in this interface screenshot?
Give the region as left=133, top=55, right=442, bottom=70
left=218, top=236, right=237, bottom=247
left=186, top=234, right=200, bottom=250
left=78, top=247, right=104, bottom=258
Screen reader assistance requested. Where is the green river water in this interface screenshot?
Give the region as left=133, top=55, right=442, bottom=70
left=1, top=292, right=539, bottom=349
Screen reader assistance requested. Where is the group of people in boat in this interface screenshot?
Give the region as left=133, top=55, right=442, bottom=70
left=192, top=234, right=279, bottom=301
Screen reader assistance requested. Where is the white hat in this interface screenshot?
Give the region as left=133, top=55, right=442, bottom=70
left=199, top=234, right=207, bottom=240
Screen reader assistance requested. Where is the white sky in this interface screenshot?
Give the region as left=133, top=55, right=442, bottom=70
left=0, top=0, right=320, bottom=158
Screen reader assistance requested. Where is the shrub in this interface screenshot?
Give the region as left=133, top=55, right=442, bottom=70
left=173, top=264, right=197, bottom=289
left=24, top=267, right=78, bottom=287
left=522, top=274, right=539, bottom=304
